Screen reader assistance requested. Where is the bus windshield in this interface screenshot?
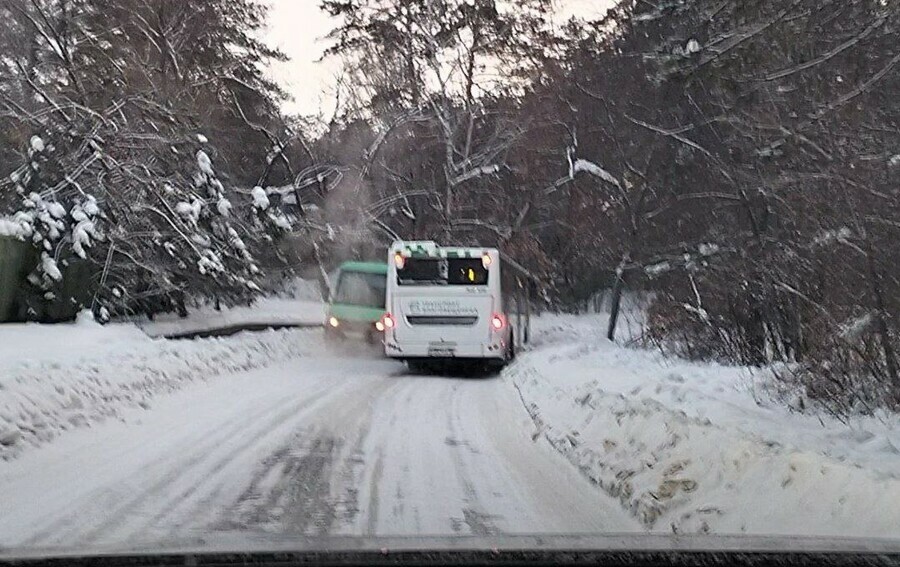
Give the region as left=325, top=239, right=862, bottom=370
left=334, top=271, right=386, bottom=308
left=398, top=258, right=489, bottom=286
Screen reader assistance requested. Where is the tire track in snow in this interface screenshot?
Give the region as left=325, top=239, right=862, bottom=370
left=445, top=383, right=502, bottom=536
left=120, top=379, right=365, bottom=541
left=2, top=352, right=642, bottom=549
left=138, top=390, right=345, bottom=538
left=17, top=373, right=352, bottom=546
left=214, top=370, right=402, bottom=536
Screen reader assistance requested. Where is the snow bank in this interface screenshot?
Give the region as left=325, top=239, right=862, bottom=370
left=0, top=318, right=323, bottom=460
left=134, top=296, right=324, bottom=338
left=510, top=314, right=900, bottom=537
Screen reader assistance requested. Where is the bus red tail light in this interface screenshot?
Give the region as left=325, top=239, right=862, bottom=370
left=490, top=313, right=505, bottom=331
left=381, top=313, right=396, bottom=330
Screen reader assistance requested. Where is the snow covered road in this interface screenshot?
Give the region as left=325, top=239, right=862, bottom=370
left=0, top=345, right=640, bottom=549
left=4, top=313, right=898, bottom=551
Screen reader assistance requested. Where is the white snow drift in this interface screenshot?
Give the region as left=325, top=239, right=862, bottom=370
left=511, top=314, right=900, bottom=537
left=0, top=316, right=321, bottom=459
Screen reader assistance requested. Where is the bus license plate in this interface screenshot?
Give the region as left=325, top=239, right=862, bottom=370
left=428, top=346, right=456, bottom=357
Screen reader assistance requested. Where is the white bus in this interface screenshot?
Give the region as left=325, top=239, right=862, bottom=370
left=381, top=241, right=534, bottom=370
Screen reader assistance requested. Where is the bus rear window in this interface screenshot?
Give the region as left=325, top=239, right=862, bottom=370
left=447, top=258, right=488, bottom=285
left=398, top=258, right=489, bottom=285
left=398, top=258, right=444, bottom=284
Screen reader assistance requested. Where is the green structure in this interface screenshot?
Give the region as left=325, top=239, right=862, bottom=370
left=0, top=236, right=33, bottom=322
left=0, top=235, right=95, bottom=323
left=325, top=261, right=388, bottom=343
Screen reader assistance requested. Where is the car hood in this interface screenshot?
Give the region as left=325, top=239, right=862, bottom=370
left=4, top=533, right=900, bottom=562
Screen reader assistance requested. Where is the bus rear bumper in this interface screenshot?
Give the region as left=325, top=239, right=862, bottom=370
left=384, top=341, right=505, bottom=360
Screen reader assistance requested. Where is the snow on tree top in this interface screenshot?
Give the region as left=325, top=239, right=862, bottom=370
left=197, top=150, right=214, bottom=176
left=251, top=186, right=270, bottom=210
left=573, top=159, right=622, bottom=190
left=217, top=198, right=232, bottom=217
left=644, top=261, right=671, bottom=277
left=0, top=216, right=31, bottom=239
left=196, top=133, right=208, bottom=144
left=24, top=192, right=42, bottom=207
left=47, top=202, right=66, bottom=220
left=41, top=253, right=62, bottom=281
left=30, top=136, right=45, bottom=152
left=175, top=200, right=202, bottom=223
left=269, top=212, right=292, bottom=230
left=812, top=226, right=852, bottom=247
left=698, top=243, right=719, bottom=256
left=72, top=220, right=97, bottom=259
left=82, top=196, right=99, bottom=217
left=839, top=312, right=876, bottom=341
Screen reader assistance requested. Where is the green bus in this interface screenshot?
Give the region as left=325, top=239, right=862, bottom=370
left=325, top=261, right=389, bottom=344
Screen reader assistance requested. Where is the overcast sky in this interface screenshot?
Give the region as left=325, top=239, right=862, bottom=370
left=264, top=0, right=613, bottom=116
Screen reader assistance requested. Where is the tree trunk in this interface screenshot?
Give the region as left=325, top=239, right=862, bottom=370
left=607, top=255, right=629, bottom=341
left=176, top=295, right=187, bottom=319
left=867, top=243, right=900, bottom=402
left=293, top=185, right=330, bottom=303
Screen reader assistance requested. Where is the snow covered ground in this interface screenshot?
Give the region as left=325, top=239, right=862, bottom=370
left=0, top=313, right=322, bottom=459
left=0, top=319, right=639, bottom=551
left=1, top=306, right=898, bottom=553
left=511, top=314, right=900, bottom=537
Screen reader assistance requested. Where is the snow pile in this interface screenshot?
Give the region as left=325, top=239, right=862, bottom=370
left=510, top=314, right=900, bottom=537
left=0, top=319, right=323, bottom=460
